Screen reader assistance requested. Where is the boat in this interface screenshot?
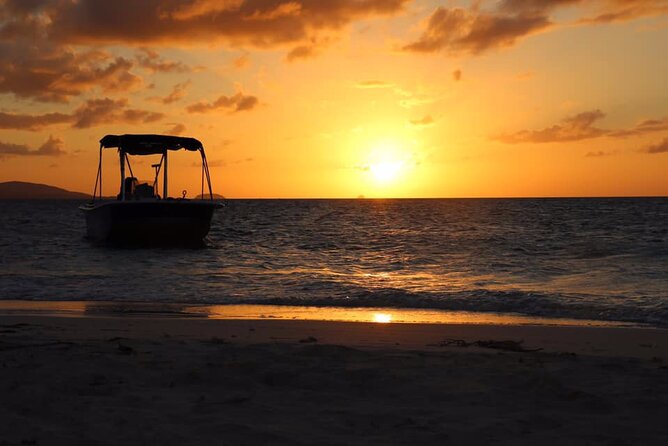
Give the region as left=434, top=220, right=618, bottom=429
left=79, top=134, right=221, bottom=246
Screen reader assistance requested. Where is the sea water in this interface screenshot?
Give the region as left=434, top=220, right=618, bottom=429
left=0, top=198, right=666, bottom=326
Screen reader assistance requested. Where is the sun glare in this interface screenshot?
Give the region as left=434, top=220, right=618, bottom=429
left=370, top=160, right=403, bottom=183
left=365, top=139, right=411, bottom=185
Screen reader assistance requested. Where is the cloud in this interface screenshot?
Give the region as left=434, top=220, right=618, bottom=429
left=166, top=123, right=187, bottom=135
left=0, top=35, right=143, bottom=102
left=495, top=110, right=608, bottom=143
left=71, top=98, right=164, bottom=128
left=644, top=137, right=668, bottom=154
left=609, top=117, right=668, bottom=138
left=0, top=111, right=71, bottom=131
left=403, top=6, right=552, bottom=55
left=35, top=135, right=66, bottom=156
left=0, top=135, right=65, bottom=158
left=187, top=92, right=259, bottom=113
left=585, top=150, right=614, bottom=157
left=153, top=80, right=192, bottom=105
left=578, top=0, right=668, bottom=25
left=452, top=69, right=462, bottom=81
left=497, top=111, right=668, bottom=144
left=0, top=98, right=164, bottom=130
left=286, top=44, right=318, bottom=62
left=403, top=1, right=666, bottom=57
left=15, top=0, right=408, bottom=48
left=409, top=115, right=435, bottom=127
left=135, top=48, right=189, bottom=73
left=498, top=0, right=581, bottom=15
left=0, top=1, right=409, bottom=101
left=0, top=42, right=142, bottom=102
left=356, top=80, right=394, bottom=89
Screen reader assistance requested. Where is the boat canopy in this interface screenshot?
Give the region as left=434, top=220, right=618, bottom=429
left=100, top=134, right=203, bottom=155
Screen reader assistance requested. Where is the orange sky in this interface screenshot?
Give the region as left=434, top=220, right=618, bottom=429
left=0, top=0, right=667, bottom=198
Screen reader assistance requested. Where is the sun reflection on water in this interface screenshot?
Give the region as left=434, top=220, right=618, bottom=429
left=372, top=313, right=393, bottom=323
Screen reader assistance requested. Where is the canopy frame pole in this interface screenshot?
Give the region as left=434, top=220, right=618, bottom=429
left=124, top=153, right=135, bottom=180
left=152, top=154, right=164, bottom=198
left=92, top=144, right=103, bottom=201
left=119, top=149, right=126, bottom=201
left=163, top=149, right=168, bottom=198
left=200, top=148, right=213, bottom=200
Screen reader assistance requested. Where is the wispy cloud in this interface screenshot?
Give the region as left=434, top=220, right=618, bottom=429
left=495, top=110, right=608, bottom=143
left=0, top=98, right=164, bottom=130
left=643, top=137, right=668, bottom=154
left=151, top=80, right=192, bottom=105
left=187, top=92, right=259, bottom=114
left=0, top=135, right=65, bottom=158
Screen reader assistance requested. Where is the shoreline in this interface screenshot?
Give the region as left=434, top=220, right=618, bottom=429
left=1, top=303, right=667, bottom=359
left=0, top=299, right=647, bottom=328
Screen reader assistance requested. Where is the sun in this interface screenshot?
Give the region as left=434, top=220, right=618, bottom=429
left=370, top=160, right=403, bottom=183
left=365, top=139, right=409, bottom=185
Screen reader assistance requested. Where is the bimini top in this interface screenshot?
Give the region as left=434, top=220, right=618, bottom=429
left=100, top=134, right=203, bottom=155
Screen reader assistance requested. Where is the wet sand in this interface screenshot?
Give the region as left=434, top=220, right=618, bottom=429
left=1, top=314, right=667, bottom=445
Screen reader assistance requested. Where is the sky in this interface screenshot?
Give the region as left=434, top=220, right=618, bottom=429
left=0, top=0, right=667, bottom=198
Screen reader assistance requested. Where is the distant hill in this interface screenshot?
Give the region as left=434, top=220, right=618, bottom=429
left=195, top=193, right=226, bottom=199
left=0, top=181, right=89, bottom=199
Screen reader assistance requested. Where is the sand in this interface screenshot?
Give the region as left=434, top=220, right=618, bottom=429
left=1, top=314, right=667, bottom=445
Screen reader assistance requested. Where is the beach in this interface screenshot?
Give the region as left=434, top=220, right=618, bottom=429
left=1, top=310, right=667, bottom=445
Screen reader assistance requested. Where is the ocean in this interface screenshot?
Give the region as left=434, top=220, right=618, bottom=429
left=0, top=198, right=666, bottom=326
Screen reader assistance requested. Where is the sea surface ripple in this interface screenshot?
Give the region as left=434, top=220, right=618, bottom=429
left=0, top=198, right=666, bottom=326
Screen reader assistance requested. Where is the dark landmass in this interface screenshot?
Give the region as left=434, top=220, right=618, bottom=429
left=195, top=193, right=226, bottom=199
left=0, top=181, right=89, bottom=199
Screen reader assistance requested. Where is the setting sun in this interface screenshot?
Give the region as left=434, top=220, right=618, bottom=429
left=370, top=160, right=403, bottom=183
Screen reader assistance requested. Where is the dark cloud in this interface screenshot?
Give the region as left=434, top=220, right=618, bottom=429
left=403, top=6, right=551, bottom=55
left=498, top=0, right=582, bottom=15
left=35, top=135, right=66, bottom=155
left=495, top=110, right=608, bottom=143
left=403, top=0, right=666, bottom=56
left=187, top=92, right=259, bottom=113
left=135, top=48, right=189, bottom=73
left=0, top=43, right=142, bottom=102
left=409, top=115, right=435, bottom=127
left=72, top=98, right=164, bottom=128
left=644, top=138, right=668, bottom=154
left=0, top=1, right=408, bottom=102
left=8, top=0, right=408, bottom=47
left=0, top=135, right=65, bottom=157
left=0, top=111, right=71, bottom=131
left=0, top=98, right=165, bottom=130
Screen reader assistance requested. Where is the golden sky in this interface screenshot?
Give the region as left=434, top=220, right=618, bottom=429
left=0, top=0, right=667, bottom=198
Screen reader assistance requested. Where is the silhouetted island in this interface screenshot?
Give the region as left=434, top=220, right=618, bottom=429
left=0, top=181, right=89, bottom=199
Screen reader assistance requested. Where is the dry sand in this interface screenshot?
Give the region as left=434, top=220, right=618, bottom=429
left=1, top=314, right=667, bottom=445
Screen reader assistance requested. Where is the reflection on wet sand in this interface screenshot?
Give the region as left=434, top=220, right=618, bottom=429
left=0, top=300, right=635, bottom=327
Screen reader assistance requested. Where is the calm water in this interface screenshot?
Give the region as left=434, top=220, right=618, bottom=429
left=0, top=198, right=666, bottom=326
